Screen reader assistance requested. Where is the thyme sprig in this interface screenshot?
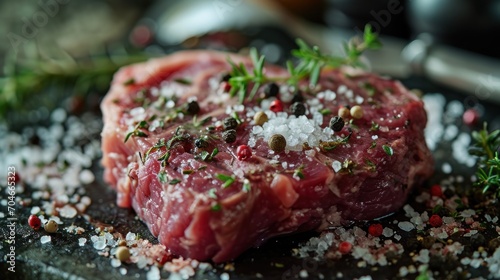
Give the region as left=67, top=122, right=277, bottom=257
left=226, top=24, right=381, bottom=103
left=469, top=123, right=500, bottom=197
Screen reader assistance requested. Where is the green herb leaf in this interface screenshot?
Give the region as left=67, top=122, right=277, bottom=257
left=215, top=173, right=236, bottom=188
left=211, top=203, right=222, bottom=211
left=157, top=171, right=168, bottom=183
left=123, top=78, right=135, bottom=86
left=382, top=145, right=393, bottom=156
left=169, top=178, right=181, bottom=185
left=208, top=188, right=217, bottom=199
left=173, top=78, right=192, bottom=85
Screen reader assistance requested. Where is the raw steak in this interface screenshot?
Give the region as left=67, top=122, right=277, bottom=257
left=101, top=50, right=433, bottom=262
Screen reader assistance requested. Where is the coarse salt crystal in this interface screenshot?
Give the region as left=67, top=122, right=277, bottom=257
left=126, top=232, right=136, bottom=241
left=398, top=221, right=415, bottom=232
left=93, top=240, right=106, bottom=250
left=332, top=161, right=342, bottom=172
left=78, top=238, right=87, bottom=246
left=147, top=265, right=161, bottom=280
left=111, top=259, right=121, bottom=268
left=220, top=272, right=230, bottom=280
left=40, top=235, right=51, bottom=244
left=58, top=205, right=77, bottom=218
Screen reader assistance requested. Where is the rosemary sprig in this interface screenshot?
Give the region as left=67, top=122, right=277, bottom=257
left=226, top=24, right=381, bottom=103
left=469, top=123, right=500, bottom=197
left=0, top=47, right=149, bottom=118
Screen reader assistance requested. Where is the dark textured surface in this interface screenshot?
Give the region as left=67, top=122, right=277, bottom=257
left=1, top=78, right=499, bottom=280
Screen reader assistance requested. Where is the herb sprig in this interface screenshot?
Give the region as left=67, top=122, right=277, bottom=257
left=227, top=24, right=381, bottom=102
left=469, top=123, right=500, bottom=197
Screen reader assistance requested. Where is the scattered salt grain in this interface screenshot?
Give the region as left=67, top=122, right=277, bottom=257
left=111, top=258, right=121, bottom=268
left=120, top=268, right=127, bottom=275
left=78, top=238, right=87, bottom=246
left=58, top=205, right=77, bottom=218
left=299, top=270, right=308, bottom=278
left=398, top=221, right=415, bottom=232
left=441, top=163, right=452, bottom=174
left=93, top=239, right=106, bottom=250
left=220, top=272, right=230, bottom=280
left=40, top=235, right=51, bottom=244
left=147, top=265, right=161, bottom=280
left=126, top=232, right=136, bottom=241
left=79, top=169, right=95, bottom=184
left=30, top=206, right=41, bottom=214
left=332, top=161, right=342, bottom=172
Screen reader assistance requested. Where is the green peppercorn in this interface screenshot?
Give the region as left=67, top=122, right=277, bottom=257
left=290, top=102, right=306, bottom=117
left=223, top=117, right=238, bottom=130
left=115, top=246, right=131, bottom=261
left=186, top=100, right=200, bottom=115
left=264, top=83, right=279, bottom=98
left=195, top=138, right=208, bottom=148
left=268, top=134, right=286, bottom=153
left=329, top=116, right=345, bottom=132
left=44, top=219, right=58, bottom=233
left=253, top=111, right=268, bottom=126
left=222, top=129, right=237, bottom=143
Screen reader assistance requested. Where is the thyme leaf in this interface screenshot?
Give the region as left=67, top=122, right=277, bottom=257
left=470, top=123, right=500, bottom=197
left=225, top=24, right=381, bottom=103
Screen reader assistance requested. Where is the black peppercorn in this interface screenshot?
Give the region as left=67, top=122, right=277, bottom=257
left=186, top=100, right=200, bottom=115
left=329, top=116, right=345, bottom=132
left=223, top=117, right=238, bottom=130
left=291, top=91, right=304, bottom=103
left=195, top=138, right=208, bottom=148
left=221, top=73, right=231, bottom=82
left=290, top=102, right=306, bottom=117
left=222, top=129, right=237, bottom=143
left=264, top=83, right=279, bottom=98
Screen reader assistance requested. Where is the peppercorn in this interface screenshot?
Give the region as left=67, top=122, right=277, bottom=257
left=350, top=105, right=364, bottom=119
left=194, top=138, right=208, bottom=148
left=222, top=129, right=237, bottom=143
left=221, top=73, right=231, bottom=82
left=44, top=219, right=58, bottom=233
left=268, top=134, right=286, bottom=153
left=28, top=214, right=41, bottom=230
left=186, top=100, right=200, bottom=115
left=253, top=111, right=268, bottom=126
left=338, top=241, right=352, bottom=254
left=270, top=99, right=284, bottom=112
left=115, top=246, right=131, bottom=261
left=291, top=91, right=304, bottom=103
left=290, top=102, right=306, bottom=117
left=430, top=184, right=443, bottom=197
left=329, top=116, right=345, bottom=132
left=429, top=214, right=443, bottom=227
left=338, top=107, right=350, bottom=119
left=368, top=223, right=383, bottom=237
left=236, top=145, right=252, bottom=161
left=489, top=237, right=500, bottom=251
left=421, top=236, right=436, bottom=249
left=264, top=83, right=279, bottom=98
left=463, top=108, right=479, bottom=126
left=223, top=117, right=238, bottom=130
left=118, top=240, right=127, bottom=247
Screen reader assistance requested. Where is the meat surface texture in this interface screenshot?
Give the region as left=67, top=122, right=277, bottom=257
left=101, top=50, right=433, bottom=262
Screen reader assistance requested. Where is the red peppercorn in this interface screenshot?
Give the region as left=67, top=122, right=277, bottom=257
left=221, top=81, right=232, bottom=92
left=430, top=184, right=443, bottom=197
left=269, top=100, right=284, bottom=112
left=429, top=214, right=443, bottom=227
left=338, top=241, right=352, bottom=254
left=463, top=108, right=479, bottom=126
left=28, top=214, right=41, bottom=230
left=236, top=145, right=252, bottom=161
left=368, top=223, right=383, bottom=237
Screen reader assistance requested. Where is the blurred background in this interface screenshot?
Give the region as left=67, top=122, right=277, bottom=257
left=1, top=0, right=500, bottom=126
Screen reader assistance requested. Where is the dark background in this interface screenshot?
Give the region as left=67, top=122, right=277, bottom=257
left=1, top=1, right=500, bottom=279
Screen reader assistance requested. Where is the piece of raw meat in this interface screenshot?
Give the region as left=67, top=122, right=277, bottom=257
left=101, top=50, right=433, bottom=262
